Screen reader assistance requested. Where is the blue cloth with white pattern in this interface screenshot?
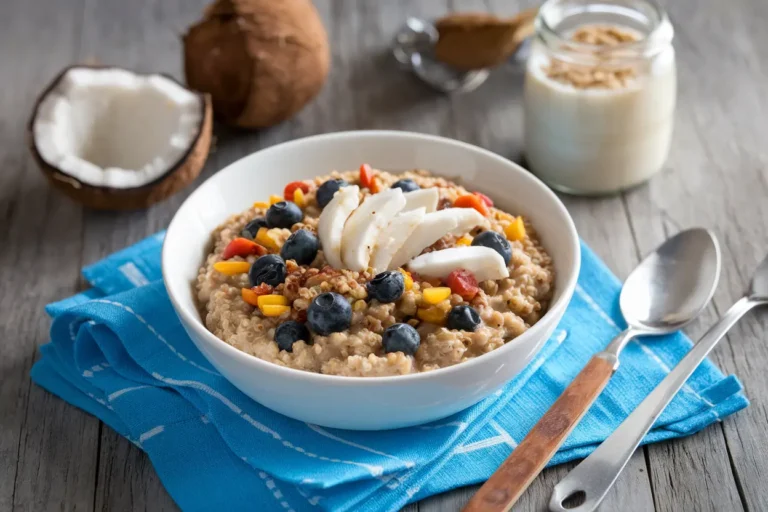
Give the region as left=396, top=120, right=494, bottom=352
left=32, top=232, right=748, bottom=511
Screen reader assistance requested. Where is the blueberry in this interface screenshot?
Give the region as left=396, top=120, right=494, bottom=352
left=471, top=230, right=512, bottom=265
left=366, top=271, right=405, bottom=303
left=391, top=179, right=420, bottom=193
left=280, top=229, right=319, bottom=265
left=316, top=179, right=349, bottom=208
left=249, top=254, right=286, bottom=287
left=241, top=217, right=267, bottom=239
left=307, top=292, right=352, bottom=335
left=266, top=201, right=303, bottom=229
left=274, top=321, right=310, bottom=352
left=382, top=323, right=421, bottom=355
left=446, top=305, right=482, bottom=332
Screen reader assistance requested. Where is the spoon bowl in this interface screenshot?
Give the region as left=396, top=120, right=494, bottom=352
left=620, top=228, right=721, bottom=333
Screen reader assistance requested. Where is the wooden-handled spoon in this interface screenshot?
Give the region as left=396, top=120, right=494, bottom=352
left=463, top=228, right=721, bottom=511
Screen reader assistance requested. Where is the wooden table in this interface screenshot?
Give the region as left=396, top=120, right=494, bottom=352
left=3, top=0, right=767, bottom=510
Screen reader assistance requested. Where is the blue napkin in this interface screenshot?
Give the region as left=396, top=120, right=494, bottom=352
left=32, top=232, right=748, bottom=512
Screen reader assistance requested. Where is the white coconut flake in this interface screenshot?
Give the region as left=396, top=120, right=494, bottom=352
left=33, top=67, right=204, bottom=189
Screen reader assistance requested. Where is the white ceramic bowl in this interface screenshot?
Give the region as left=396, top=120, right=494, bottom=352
left=163, top=131, right=580, bottom=430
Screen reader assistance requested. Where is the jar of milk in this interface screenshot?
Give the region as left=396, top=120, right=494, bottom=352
left=523, top=0, right=676, bottom=195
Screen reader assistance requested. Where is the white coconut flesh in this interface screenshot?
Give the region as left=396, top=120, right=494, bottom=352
left=33, top=67, right=204, bottom=189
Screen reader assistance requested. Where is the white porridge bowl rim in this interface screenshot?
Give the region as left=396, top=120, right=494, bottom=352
left=162, top=130, right=580, bottom=386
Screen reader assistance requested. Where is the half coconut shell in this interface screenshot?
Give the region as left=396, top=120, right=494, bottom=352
left=28, top=65, right=213, bottom=210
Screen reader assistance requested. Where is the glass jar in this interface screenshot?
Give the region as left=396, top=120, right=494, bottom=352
left=523, top=0, right=676, bottom=195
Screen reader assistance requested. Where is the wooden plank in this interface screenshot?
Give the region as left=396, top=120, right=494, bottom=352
left=93, top=426, right=178, bottom=512
left=348, top=0, right=456, bottom=135
left=622, top=0, right=767, bottom=509
left=0, top=0, right=101, bottom=511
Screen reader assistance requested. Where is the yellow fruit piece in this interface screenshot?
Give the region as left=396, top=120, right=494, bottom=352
left=495, top=211, right=515, bottom=223
left=256, top=227, right=279, bottom=251
left=456, top=235, right=472, bottom=247
left=293, top=188, right=306, bottom=208
left=214, top=261, right=251, bottom=275
left=253, top=201, right=270, bottom=209
left=422, top=287, right=451, bottom=305
left=399, top=269, right=413, bottom=291
left=257, top=294, right=289, bottom=307
left=260, top=304, right=291, bottom=317
left=269, top=194, right=283, bottom=205
left=417, top=306, right=447, bottom=325
left=504, top=216, right=527, bottom=242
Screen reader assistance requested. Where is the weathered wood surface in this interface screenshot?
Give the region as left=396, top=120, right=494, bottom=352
left=1, top=0, right=766, bottom=511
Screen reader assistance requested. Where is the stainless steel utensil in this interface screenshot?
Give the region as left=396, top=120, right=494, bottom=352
left=549, top=252, right=768, bottom=512
left=463, top=228, right=721, bottom=512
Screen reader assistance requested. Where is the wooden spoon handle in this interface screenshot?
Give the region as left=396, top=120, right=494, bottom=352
left=463, top=355, right=617, bottom=512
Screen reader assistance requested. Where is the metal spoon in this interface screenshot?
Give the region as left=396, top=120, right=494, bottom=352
left=550, top=252, right=768, bottom=512
left=463, top=229, right=721, bottom=512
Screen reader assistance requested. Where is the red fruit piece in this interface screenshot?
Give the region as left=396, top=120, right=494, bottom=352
left=223, top=237, right=267, bottom=259
left=474, top=192, right=494, bottom=207
left=359, top=163, right=374, bottom=189
left=252, top=283, right=274, bottom=296
left=453, top=194, right=490, bottom=216
left=446, top=269, right=479, bottom=300
left=284, top=181, right=311, bottom=201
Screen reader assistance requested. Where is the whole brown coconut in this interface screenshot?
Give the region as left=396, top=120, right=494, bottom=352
left=184, top=0, right=330, bottom=129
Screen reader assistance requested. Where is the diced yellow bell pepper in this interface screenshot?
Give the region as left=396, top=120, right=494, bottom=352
left=260, top=304, right=291, bottom=317
left=456, top=235, right=472, bottom=247
left=417, top=306, right=447, bottom=325
left=504, top=216, right=526, bottom=242
left=422, top=287, right=451, bottom=305
left=399, top=269, right=413, bottom=291
left=256, top=227, right=279, bottom=251
left=293, top=188, right=306, bottom=208
left=269, top=194, right=283, bottom=205
left=257, top=294, right=289, bottom=307
left=213, top=261, right=251, bottom=275
left=253, top=201, right=270, bottom=209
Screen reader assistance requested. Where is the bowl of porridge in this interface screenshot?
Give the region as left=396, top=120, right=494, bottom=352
left=163, top=131, right=580, bottom=429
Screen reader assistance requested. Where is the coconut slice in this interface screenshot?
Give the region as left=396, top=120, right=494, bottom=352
left=341, top=188, right=406, bottom=271
left=29, top=65, right=212, bottom=210
left=407, top=246, right=509, bottom=282
left=370, top=207, right=426, bottom=272
left=317, top=185, right=360, bottom=269
left=388, top=208, right=487, bottom=269
left=402, top=188, right=439, bottom=213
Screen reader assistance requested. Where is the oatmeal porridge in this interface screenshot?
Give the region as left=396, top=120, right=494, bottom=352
left=196, top=166, right=554, bottom=377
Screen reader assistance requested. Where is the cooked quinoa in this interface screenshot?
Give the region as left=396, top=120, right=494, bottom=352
left=196, top=169, right=554, bottom=377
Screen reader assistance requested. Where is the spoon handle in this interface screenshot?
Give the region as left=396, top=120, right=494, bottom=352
left=549, top=296, right=759, bottom=512
left=463, top=354, right=617, bottom=512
